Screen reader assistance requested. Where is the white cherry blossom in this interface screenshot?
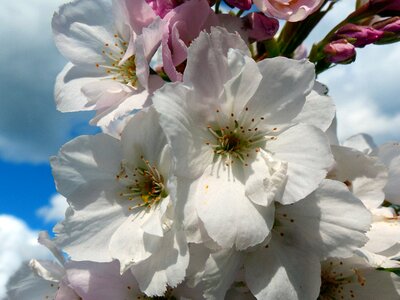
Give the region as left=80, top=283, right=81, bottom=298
left=53, top=0, right=165, bottom=128
left=51, top=107, right=188, bottom=296
left=153, top=27, right=334, bottom=250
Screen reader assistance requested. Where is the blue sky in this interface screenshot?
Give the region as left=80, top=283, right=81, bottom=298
left=0, top=0, right=400, bottom=297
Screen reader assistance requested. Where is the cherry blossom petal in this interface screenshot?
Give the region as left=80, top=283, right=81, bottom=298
left=268, top=124, right=334, bottom=204
left=183, top=27, right=249, bottom=100
left=52, top=0, right=115, bottom=66
left=193, top=163, right=275, bottom=250
left=65, top=260, right=142, bottom=300
left=292, top=82, right=336, bottom=132
left=245, top=234, right=321, bottom=300
left=54, top=63, right=102, bottom=112
left=50, top=134, right=121, bottom=198
left=246, top=57, right=315, bottom=125
left=130, top=227, right=189, bottom=296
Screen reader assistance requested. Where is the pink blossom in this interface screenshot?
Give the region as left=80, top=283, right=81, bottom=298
left=161, top=0, right=218, bottom=81
left=324, top=39, right=356, bottom=64
left=253, top=0, right=324, bottom=22
left=243, top=12, right=279, bottom=41
left=146, top=0, right=185, bottom=18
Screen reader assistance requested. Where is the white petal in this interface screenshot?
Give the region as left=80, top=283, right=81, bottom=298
left=121, top=107, right=168, bottom=165
left=194, top=163, right=275, bottom=250
left=109, top=210, right=163, bottom=273
left=364, top=220, right=400, bottom=253
left=201, top=249, right=244, bottom=300
left=375, top=142, right=400, bottom=204
left=52, top=0, right=115, bottom=66
left=7, top=263, right=60, bottom=300
left=321, top=256, right=400, bottom=300
left=54, top=195, right=128, bottom=262
left=269, top=124, right=334, bottom=204
left=292, top=82, right=336, bottom=132
left=220, top=49, right=262, bottom=116
left=183, top=27, right=250, bottom=100
left=343, top=133, right=376, bottom=154
left=50, top=134, right=121, bottom=198
left=245, top=233, right=321, bottom=300
left=30, top=259, right=64, bottom=282
left=330, top=145, right=388, bottom=210
left=130, top=227, right=189, bottom=296
left=246, top=57, right=315, bottom=124
left=54, top=63, right=101, bottom=112
left=277, top=179, right=371, bottom=259
left=245, top=153, right=287, bottom=207
left=153, top=83, right=214, bottom=178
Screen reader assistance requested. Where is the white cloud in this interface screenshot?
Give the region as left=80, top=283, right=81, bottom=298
left=0, top=215, right=50, bottom=299
left=36, top=194, right=68, bottom=223
left=0, top=0, right=97, bottom=164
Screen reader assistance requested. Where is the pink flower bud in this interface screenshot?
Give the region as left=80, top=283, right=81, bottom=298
left=372, top=17, right=400, bottom=44
left=225, top=0, right=252, bottom=10
left=243, top=12, right=279, bottom=41
left=324, top=39, right=356, bottom=64
left=335, top=24, right=384, bottom=47
left=381, top=17, right=400, bottom=33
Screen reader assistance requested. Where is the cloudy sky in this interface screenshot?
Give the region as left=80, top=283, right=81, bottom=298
left=0, top=0, right=399, bottom=298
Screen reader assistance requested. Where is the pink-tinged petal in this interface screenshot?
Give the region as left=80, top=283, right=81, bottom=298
left=247, top=57, right=315, bottom=125
left=65, top=261, right=142, bottom=300
left=52, top=0, right=116, bottom=66
left=164, top=0, right=215, bottom=43
left=55, top=63, right=103, bottom=112
left=56, top=279, right=81, bottom=300
left=193, top=162, right=275, bottom=250
left=268, top=124, right=334, bottom=204
left=161, top=24, right=187, bottom=82
left=134, top=18, right=166, bottom=87
left=183, top=27, right=249, bottom=100
left=254, top=0, right=324, bottom=22
left=89, top=88, right=150, bottom=128
left=117, top=0, right=157, bottom=34
left=130, top=227, right=189, bottom=296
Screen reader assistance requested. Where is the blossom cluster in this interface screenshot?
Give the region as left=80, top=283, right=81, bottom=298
left=6, top=0, right=400, bottom=299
